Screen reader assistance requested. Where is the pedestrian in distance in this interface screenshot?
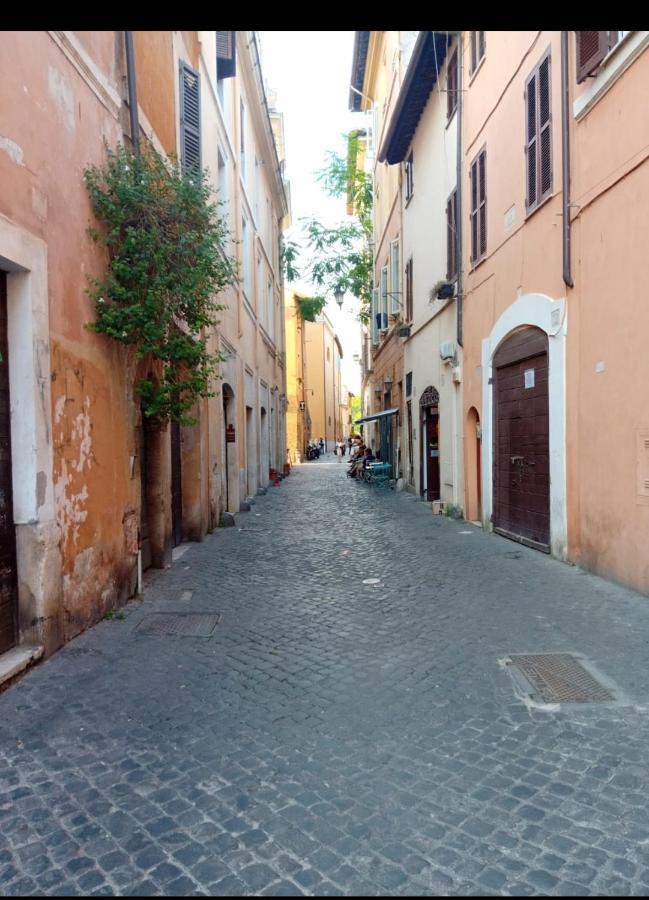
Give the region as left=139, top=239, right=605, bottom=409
left=318, top=437, right=325, bottom=455
left=336, top=439, right=344, bottom=462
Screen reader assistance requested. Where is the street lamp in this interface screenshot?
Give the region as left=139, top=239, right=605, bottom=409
left=333, top=287, right=345, bottom=309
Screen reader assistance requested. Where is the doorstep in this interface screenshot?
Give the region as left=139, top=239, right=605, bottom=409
left=0, top=644, right=44, bottom=689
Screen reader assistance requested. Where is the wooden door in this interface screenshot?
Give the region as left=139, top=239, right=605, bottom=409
left=493, top=328, right=550, bottom=551
left=425, top=410, right=440, bottom=501
left=170, top=421, right=183, bottom=547
left=0, top=273, right=17, bottom=654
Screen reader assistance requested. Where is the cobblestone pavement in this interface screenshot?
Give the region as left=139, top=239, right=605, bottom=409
left=3, top=458, right=649, bottom=896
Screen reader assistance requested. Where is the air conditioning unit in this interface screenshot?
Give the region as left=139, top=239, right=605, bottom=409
left=440, top=340, right=456, bottom=362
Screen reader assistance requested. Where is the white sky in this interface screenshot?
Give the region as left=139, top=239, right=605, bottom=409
left=257, top=30, right=365, bottom=394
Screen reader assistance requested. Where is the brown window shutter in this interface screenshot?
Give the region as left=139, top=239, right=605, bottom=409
left=525, top=71, right=537, bottom=209
left=470, top=159, right=478, bottom=261
left=216, top=31, right=236, bottom=79
left=447, top=49, right=458, bottom=119
left=446, top=196, right=453, bottom=279
left=478, top=31, right=485, bottom=62
left=575, top=31, right=609, bottom=83
left=538, top=55, right=552, bottom=198
left=179, top=62, right=201, bottom=175
left=470, top=32, right=477, bottom=73
left=478, top=151, right=487, bottom=257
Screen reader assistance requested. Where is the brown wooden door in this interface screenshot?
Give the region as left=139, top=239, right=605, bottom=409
left=425, top=410, right=440, bottom=501
left=0, top=273, right=18, bottom=654
left=493, top=328, right=550, bottom=551
left=170, top=421, right=183, bottom=547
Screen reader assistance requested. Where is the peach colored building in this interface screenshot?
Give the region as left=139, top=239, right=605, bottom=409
left=303, top=313, right=344, bottom=454
left=0, top=30, right=288, bottom=678
left=461, top=30, right=649, bottom=593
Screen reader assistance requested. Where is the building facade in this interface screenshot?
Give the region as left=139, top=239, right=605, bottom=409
left=0, top=30, right=289, bottom=676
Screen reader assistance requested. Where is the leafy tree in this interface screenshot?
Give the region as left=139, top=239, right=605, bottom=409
left=84, top=142, right=238, bottom=425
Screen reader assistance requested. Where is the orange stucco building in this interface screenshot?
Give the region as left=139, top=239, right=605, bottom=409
left=0, top=31, right=288, bottom=678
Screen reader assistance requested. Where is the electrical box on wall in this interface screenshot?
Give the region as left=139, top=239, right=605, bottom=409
left=440, top=341, right=456, bottom=361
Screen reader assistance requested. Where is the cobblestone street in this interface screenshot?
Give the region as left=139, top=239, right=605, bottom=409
left=3, top=458, right=649, bottom=895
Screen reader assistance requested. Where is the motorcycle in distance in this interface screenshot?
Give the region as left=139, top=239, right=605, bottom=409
left=305, top=441, right=320, bottom=461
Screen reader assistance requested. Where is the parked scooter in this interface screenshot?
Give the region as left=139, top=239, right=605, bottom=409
left=305, top=441, right=320, bottom=460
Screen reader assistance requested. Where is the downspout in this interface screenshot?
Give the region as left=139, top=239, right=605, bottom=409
left=456, top=32, right=464, bottom=346
left=125, top=31, right=140, bottom=156
left=561, top=31, right=574, bottom=288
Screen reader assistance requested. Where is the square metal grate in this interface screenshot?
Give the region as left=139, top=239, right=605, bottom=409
left=135, top=612, right=220, bottom=637
left=506, top=653, right=615, bottom=704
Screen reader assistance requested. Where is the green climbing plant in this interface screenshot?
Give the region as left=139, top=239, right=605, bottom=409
left=84, top=142, right=238, bottom=425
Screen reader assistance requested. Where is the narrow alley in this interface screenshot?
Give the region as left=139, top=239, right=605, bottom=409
left=2, top=460, right=649, bottom=896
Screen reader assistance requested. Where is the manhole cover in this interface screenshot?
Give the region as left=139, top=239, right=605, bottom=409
left=506, top=653, right=615, bottom=704
left=135, top=613, right=220, bottom=637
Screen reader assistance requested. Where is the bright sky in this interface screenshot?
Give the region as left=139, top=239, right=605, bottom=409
left=257, top=30, right=365, bottom=394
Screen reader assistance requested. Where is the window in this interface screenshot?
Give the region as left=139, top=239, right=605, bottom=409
left=254, top=157, right=260, bottom=223
left=405, top=372, right=412, bottom=397
left=470, top=31, right=486, bottom=74
left=575, top=31, right=628, bottom=82
left=179, top=62, right=201, bottom=175
left=241, top=216, right=251, bottom=300
left=216, top=31, right=236, bottom=79
left=525, top=51, right=552, bottom=213
left=389, top=239, right=400, bottom=313
left=371, top=287, right=379, bottom=347
left=379, top=266, right=388, bottom=331
left=239, top=99, right=246, bottom=181
left=446, top=188, right=458, bottom=280
left=267, top=279, right=273, bottom=340
left=405, top=152, right=414, bottom=201
left=470, top=147, right=487, bottom=264
left=217, top=147, right=227, bottom=205
left=405, top=257, right=413, bottom=323
left=326, top=347, right=330, bottom=362
left=446, top=48, right=458, bottom=120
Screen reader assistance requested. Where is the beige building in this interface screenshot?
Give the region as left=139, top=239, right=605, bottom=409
left=304, top=314, right=344, bottom=453
left=284, top=292, right=308, bottom=463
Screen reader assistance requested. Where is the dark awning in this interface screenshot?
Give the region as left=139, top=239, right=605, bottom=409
left=349, top=31, right=371, bottom=111
left=355, top=408, right=399, bottom=424
left=378, top=31, right=452, bottom=165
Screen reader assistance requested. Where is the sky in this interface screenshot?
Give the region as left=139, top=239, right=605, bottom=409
left=257, top=31, right=366, bottom=394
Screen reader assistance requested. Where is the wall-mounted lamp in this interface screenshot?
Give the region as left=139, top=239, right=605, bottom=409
left=383, top=375, right=394, bottom=388
left=333, top=287, right=345, bottom=309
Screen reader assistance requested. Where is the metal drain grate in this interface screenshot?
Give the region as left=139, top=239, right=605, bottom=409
left=506, top=653, right=615, bottom=704
left=135, top=612, right=220, bottom=637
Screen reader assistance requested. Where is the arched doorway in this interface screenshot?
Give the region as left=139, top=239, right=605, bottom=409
left=420, top=386, right=440, bottom=501
left=221, top=384, right=237, bottom=513
left=466, top=407, right=482, bottom=523
left=493, top=326, right=549, bottom=551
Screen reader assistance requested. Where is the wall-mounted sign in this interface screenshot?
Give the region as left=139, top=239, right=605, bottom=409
left=226, top=424, right=236, bottom=443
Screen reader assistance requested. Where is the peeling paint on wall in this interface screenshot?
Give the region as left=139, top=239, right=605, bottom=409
left=48, top=65, right=75, bottom=133
left=0, top=134, right=25, bottom=166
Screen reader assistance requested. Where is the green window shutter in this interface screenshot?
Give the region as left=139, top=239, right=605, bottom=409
left=390, top=240, right=400, bottom=313
left=179, top=61, right=201, bottom=175
left=380, top=266, right=388, bottom=329
left=371, top=288, right=379, bottom=346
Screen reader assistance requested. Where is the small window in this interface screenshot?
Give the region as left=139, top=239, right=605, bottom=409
left=446, top=188, right=458, bottom=280
left=216, top=31, right=236, bottom=80
left=239, top=99, right=246, bottom=179
left=470, top=147, right=487, bottom=264
left=525, top=50, right=552, bottom=213
left=405, top=257, right=413, bottom=323
left=326, top=347, right=330, bottom=362
left=447, top=48, right=458, bottom=120
left=379, top=266, right=388, bottom=331
left=405, top=152, right=414, bottom=201
left=389, top=239, right=400, bottom=313
left=406, top=371, right=412, bottom=397
left=179, top=62, right=201, bottom=176
left=371, top=287, right=379, bottom=347
left=470, top=31, right=486, bottom=74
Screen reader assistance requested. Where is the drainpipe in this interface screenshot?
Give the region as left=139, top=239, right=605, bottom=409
left=561, top=31, right=574, bottom=288
left=456, top=31, right=464, bottom=346
left=125, top=31, right=140, bottom=156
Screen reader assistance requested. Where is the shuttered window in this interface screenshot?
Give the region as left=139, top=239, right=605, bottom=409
left=405, top=257, right=413, bottom=323
left=179, top=62, right=201, bottom=175
left=390, top=239, right=400, bottom=313
left=405, top=151, right=414, bottom=201
left=470, top=31, right=486, bottom=74
left=447, top=48, right=458, bottom=120
left=575, top=31, right=619, bottom=83
left=380, top=266, right=388, bottom=330
left=525, top=50, right=552, bottom=214
left=470, top=147, right=487, bottom=264
left=371, top=288, right=379, bottom=347
left=446, top=188, right=458, bottom=280
left=216, top=31, right=236, bottom=79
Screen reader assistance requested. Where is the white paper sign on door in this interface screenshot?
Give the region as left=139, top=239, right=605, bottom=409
left=524, top=368, right=535, bottom=389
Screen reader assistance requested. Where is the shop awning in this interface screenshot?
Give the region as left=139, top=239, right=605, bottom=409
left=354, top=408, right=399, bottom=425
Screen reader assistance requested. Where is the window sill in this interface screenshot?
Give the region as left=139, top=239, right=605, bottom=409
left=445, top=108, right=457, bottom=129
left=405, top=193, right=414, bottom=208
left=469, top=255, right=487, bottom=274
left=573, top=31, right=649, bottom=121
left=468, top=54, right=486, bottom=85
left=524, top=189, right=554, bottom=221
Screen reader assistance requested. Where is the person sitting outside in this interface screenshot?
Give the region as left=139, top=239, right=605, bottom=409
left=347, top=443, right=366, bottom=478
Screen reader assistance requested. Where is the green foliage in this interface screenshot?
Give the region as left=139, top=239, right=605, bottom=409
left=281, top=238, right=301, bottom=283
left=288, top=133, right=374, bottom=322
left=350, top=394, right=362, bottom=427
left=295, top=295, right=326, bottom=322
left=84, top=142, right=238, bottom=425
left=104, top=608, right=126, bottom=621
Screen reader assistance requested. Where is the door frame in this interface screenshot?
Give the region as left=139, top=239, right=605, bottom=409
left=481, top=293, right=567, bottom=559
left=419, top=385, right=440, bottom=501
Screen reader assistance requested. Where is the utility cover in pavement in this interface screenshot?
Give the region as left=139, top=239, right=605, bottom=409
left=506, top=653, right=616, bottom=704
left=135, top=613, right=220, bottom=637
